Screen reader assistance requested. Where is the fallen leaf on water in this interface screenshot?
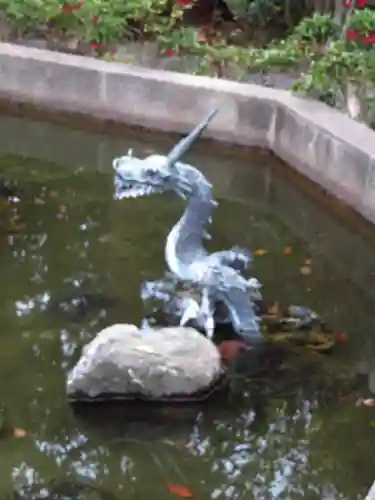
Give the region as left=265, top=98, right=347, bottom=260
left=167, top=483, right=193, bottom=498
left=333, top=332, right=348, bottom=343
left=59, top=205, right=67, bottom=214
left=267, top=302, right=281, bottom=316
left=304, top=259, right=312, bottom=265
left=284, top=246, right=293, bottom=256
left=307, top=340, right=335, bottom=352
left=13, top=428, right=27, bottom=438
left=49, top=191, right=58, bottom=198
left=254, top=249, right=268, bottom=256
left=217, top=340, right=249, bottom=363
left=356, top=398, right=375, bottom=407
left=34, top=198, right=45, bottom=205
left=300, top=266, right=312, bottom=276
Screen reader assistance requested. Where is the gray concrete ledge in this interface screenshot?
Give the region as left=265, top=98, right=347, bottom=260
left=1, top=42, right=375, bottom=224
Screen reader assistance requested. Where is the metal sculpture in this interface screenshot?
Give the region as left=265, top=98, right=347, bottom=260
left=113, top=110, right=264, bottom=344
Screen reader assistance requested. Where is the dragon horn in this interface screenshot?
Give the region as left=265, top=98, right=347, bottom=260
left=165, top=109, right=219, bottom=168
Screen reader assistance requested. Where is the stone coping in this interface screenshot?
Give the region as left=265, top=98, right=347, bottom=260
left=0, top=42, right=375, bottom=224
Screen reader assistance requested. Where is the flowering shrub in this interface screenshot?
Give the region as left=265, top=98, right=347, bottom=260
left=344, top=0, right=367, bottom=7
left=0, top=0, right=192, bottom=52
left=2, top=0, right=375, bottom=124
left=345, top=7, right=375, bottom=45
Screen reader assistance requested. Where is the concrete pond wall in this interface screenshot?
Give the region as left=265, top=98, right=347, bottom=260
left=0, top=41, right=375, bottom=227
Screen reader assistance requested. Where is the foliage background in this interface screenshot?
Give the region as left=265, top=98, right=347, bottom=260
left=1, top=0, right=375, bottom=125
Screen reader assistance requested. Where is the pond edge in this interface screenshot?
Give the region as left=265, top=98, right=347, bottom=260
left=0, top=42, right=374, bottom=224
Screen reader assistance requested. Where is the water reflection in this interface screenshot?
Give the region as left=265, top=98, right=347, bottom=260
left=0, top=144, right=374, bottom=499
left=8, top=398, right=367, bottom=500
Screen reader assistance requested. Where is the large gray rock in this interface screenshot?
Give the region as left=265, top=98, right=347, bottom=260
left=66, top=323, right=222, bottom=401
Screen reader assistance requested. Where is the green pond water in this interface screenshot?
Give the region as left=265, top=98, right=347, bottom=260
left=0, top=113, right=375, bottom=499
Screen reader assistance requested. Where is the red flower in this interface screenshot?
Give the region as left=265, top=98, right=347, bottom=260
left=346, top=28, right=358, bottom=41
left=344, top=0, right=367, bottom=6
left=61, top=3, right=73, bottom=13
left=333, top=332, right=348, bottom=343
left=177, top=0, right=193, bottom=6
left=362, top=32, right=375, bottom=44
left=167, top=49, right=178, bottom=56
left=90, top=41, right=101, bottom=50
left=61, top=1, right=83, bottom=13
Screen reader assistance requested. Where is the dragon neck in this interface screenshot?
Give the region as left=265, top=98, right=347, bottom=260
left=165, top=182, right=216, bottom=281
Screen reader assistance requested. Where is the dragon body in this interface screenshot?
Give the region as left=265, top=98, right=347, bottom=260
left=113, top=110, right=264, bottom=344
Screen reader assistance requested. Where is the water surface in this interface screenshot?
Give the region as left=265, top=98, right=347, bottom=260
left=0, top=114, right=374, bottom=499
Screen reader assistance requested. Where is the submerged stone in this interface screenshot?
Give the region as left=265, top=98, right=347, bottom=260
left=66, top=324, right=222, bottom=402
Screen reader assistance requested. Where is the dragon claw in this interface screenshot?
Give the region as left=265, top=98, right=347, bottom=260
left=174, top=178, right=192, bottom=199
left=247, top=277, right=261, bottom=289
left=181, top=184, right=192, bottom=194
left=176, top=189, right=187, bottom=199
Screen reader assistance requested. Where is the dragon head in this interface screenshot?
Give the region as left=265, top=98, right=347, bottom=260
left=113, top=109, right=218, bottom=201
left=113, top=153, right=174, bottom=199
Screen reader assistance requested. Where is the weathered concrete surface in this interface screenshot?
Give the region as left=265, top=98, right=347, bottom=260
left=66, top=323, right=222, bottom=401
left=0, top=42, right=375, bottom=225
left=12, top=37, right=300, bottom=89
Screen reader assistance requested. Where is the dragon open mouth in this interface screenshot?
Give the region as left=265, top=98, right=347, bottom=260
left=114, top=176, right=164, bottom=200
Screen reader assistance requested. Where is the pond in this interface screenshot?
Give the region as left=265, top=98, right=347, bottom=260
left=0, top=111, right=375, bottom=500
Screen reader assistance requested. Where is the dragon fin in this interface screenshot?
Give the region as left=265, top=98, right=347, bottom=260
left=203, top=316, right=215, bottom=339
left=180, top=300, right=200, bottom=326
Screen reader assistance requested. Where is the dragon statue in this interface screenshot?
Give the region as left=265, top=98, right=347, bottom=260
left=112, top=109, right=265, bottom=345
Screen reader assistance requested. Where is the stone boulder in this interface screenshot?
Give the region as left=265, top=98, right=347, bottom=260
left=66, top=324, right=222, bottom=401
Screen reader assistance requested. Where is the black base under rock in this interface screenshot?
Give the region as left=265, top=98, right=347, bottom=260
left=67, top=370, right=229, bottom=406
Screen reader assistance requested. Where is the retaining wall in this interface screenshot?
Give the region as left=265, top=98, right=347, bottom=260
left=0, top=42, right=375, bottom=224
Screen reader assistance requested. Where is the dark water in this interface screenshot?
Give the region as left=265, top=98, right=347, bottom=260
left=0, top=114, right=375, bottom=499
